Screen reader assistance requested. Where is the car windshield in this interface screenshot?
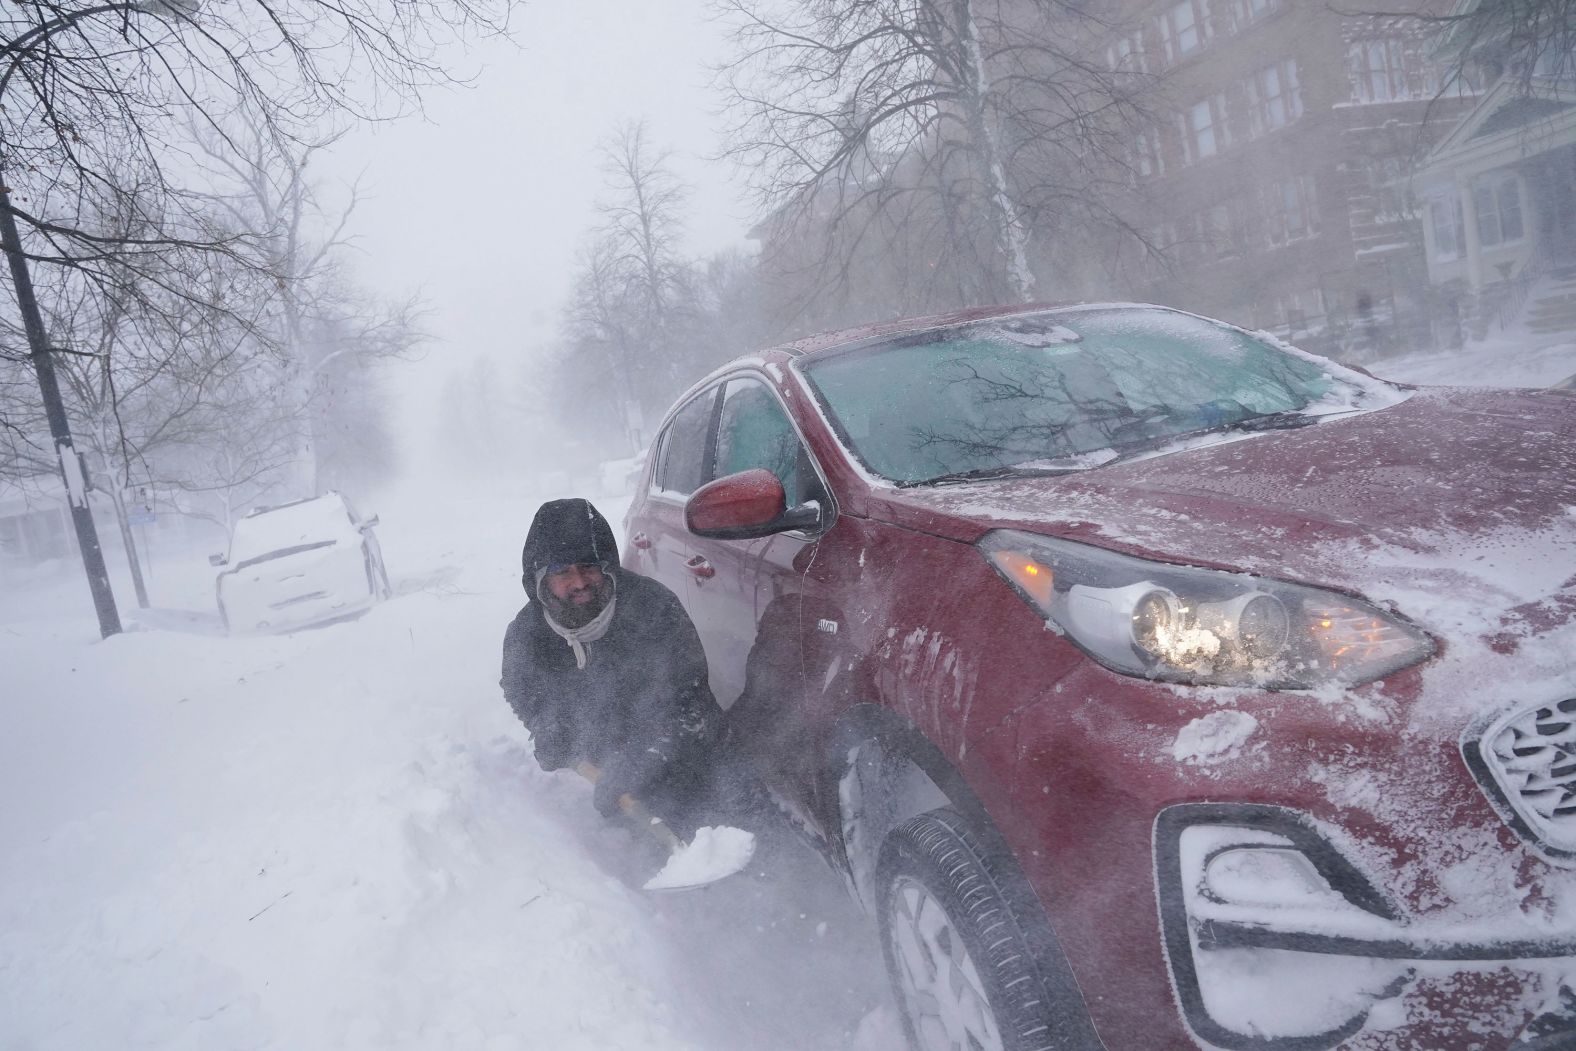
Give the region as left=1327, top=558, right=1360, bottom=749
left=229, top=496, right=357, bottom=562
left=801, top=307, right=1383, bottom=486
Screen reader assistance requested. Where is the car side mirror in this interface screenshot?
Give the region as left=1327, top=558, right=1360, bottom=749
left=687, top=468, right=823, bottom=540
left=209, top=553, right=228, bottom=567
left=360, top=514, right=380, bottom=529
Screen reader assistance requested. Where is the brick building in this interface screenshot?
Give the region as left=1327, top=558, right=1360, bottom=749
left=1080, top=0, right=1476, bottom=361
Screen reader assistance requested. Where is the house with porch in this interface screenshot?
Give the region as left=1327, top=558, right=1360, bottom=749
left=1412, top=73, right=1576, bottom=339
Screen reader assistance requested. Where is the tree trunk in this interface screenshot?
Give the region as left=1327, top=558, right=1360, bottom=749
left=106, top=480, right=150, bottom=609
left=953, top=0, right=1037, bottom=301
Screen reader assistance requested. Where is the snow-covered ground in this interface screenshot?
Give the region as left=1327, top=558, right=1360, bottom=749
left=0, top=484, right=901, bottom=1051
left=1371, top=325, right=1575, bottom=389
left=2, top=328, right=1571, bottom=1051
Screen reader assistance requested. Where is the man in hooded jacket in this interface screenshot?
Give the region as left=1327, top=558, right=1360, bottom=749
left=500, top=498, right=723, bottom=835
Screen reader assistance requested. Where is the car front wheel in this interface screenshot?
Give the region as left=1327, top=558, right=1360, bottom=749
left=877, top=807, right=1073, bottom=1051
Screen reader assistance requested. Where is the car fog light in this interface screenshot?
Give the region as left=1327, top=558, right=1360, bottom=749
left=1203, top=845, right=1333, bottom=909
left=1160, top=809, right=1413, bottom=1048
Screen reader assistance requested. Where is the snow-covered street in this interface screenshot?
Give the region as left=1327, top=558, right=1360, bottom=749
left=0, top=486, right=901, bottom=1050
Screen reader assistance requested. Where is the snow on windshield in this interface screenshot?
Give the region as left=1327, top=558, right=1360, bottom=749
left=803, top=307, right=1402, bottom=485
left=229, top=496, right=359, bottom=563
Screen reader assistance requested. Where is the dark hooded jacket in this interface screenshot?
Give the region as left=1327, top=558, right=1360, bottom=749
left=501, top=499, right=721, bottom=799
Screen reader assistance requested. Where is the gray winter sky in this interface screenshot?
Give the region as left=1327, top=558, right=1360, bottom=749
left=319, top=0, right=750, bottom=465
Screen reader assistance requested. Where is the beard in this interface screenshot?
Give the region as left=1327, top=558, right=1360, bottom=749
left=542, top=575, right=615, bottom=629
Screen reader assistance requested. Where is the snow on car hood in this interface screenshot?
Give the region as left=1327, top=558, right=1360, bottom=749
left=878, top=387, right=1574, bottom=612
left=873, top=385, right=1576, bottom=723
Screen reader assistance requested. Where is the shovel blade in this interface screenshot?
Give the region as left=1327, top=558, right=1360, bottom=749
left=642, top=825, right=757, bottom=892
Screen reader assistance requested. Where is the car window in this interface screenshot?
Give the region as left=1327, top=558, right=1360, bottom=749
left=715, top=378, right=807, bottom=507
left=644, top=430, right=668, bottom=491
left=655, top=389, right=716, bottom=495
left=802, top=307, right=1369, bottom=485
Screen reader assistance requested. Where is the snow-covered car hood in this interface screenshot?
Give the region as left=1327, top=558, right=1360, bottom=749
left=871, top=385, right=1576, bottom=727
left=874, top=386, right=1575, bottom=617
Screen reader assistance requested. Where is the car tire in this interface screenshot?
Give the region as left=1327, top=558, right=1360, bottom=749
left=876, top=807, right=1080, bottom=1051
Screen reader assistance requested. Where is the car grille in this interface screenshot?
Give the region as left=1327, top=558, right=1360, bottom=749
left=1471, top=698, right=1576, bottom=861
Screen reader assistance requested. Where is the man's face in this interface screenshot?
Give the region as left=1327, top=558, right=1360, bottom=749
left=544, top=563, right=607, bottom=607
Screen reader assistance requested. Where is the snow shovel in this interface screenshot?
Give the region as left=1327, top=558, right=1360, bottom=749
left=575, top=762, right=756, bottom=892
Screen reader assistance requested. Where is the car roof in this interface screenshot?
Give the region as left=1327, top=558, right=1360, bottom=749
left=772, top=300, right=1190, bottom=360
left=772, top=301, right=1074, bottom=359
left=659, top=301, right=1181, bottom=431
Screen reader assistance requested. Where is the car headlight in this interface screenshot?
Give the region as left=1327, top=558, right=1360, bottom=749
left=980, top=530, right=1433, bottom=688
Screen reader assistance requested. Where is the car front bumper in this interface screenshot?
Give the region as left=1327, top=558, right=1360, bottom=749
left=1154, top=802, right=1576, bottom=1051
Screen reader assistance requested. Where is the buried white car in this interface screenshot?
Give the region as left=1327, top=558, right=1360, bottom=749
left=212, top=493, right=390, bottom=634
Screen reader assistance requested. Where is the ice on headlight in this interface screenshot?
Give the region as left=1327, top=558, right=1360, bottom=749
left=981, top=529, right=1435, bottom=689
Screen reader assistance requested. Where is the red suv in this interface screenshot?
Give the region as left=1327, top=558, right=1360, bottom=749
left=623, top=304, right=1576, bottom=1051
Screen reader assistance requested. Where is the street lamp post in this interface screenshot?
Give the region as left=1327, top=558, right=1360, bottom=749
left=1, top=2, right=191, bottom=637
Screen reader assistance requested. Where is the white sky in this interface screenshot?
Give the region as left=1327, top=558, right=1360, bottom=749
left=317, top=0, right=751, bottom=465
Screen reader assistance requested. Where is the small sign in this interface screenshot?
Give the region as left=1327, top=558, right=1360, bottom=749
left=127, top=510, right=156, bottom=526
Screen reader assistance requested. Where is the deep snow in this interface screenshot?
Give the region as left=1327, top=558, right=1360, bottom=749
left=0, top=486, right=901, bottom=1050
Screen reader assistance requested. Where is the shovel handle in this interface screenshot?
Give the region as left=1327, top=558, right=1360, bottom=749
left=575, top=762, right=684, bottom=854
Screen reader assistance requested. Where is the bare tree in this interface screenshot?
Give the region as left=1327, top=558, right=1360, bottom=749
left=716, top=0, right=1143, bottom=317
left=599, top=121, right=694, bottom=354
left=302, top=286, right=421, bottom=493
left=552, top=121, right=701, bottom=451
left=1, top=0, right=509, bottom=275
left=559, top=233, right=657, bottom=452
left=192, top=123, right=422, bottom=495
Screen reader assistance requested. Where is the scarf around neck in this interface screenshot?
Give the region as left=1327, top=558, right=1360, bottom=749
left=541, top=577, right=617, bottom=670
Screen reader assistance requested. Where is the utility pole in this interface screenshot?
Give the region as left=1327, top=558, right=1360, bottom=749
left=0, top=183, right=122, bottom=637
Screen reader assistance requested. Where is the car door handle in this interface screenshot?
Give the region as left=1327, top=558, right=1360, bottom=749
left=632, top=532, right=652, bottom=550
left=684, top=555, right=715, bottom=579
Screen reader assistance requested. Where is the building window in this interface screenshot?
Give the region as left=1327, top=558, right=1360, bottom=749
left=1366, top=157, right=1417, bottom=223
left=1264, top=175, right=1318, bottom=244
left=1106, top=31, right=1147, bottom=73
left=1175, top=215, right=1202, bottom=261
left=1429, top=193, right=1464, bottom=260
left=1146, top=221, right=1180, bottom=271
left=1130, top=128, right=1163, bottom=178
left=1203, top=203, right=1237, bottom=258
left=1474, top=175, right=1524, bottom=247
left=1181, top=94, right=1229, bottom=163
left=1245, top=60, right=1302, bottom=137
left=1348, top=38, right=1434, bottom=103
left=1235, top=0, right=1278, bottom=25
left=1158, top=1, right=1208, bottom=65
left=1276, top=289, right=1327, bottom=333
